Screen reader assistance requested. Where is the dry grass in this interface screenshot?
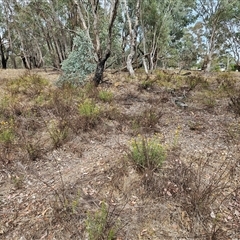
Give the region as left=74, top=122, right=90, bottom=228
left=0, top=69, right=240, bottom=239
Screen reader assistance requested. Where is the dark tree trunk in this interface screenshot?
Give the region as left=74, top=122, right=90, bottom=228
left=0, top=42, right=8, bottom=69
left=93, top=60, right=105, bottom=86
left=21, top=55, right=30, bottom=69
left=93, top=51, right=111, bottom=86
left=2, top=58, right=7, bottom=69
left=1, top=51, right=8, bottom=69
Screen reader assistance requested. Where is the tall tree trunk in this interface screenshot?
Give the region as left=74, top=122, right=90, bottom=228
left=123, top=0, right=140, bottom=77
left=0, top=43, right=8, bottom=69
left=0, top=36, right=9, bottom=69
left=91, top=0, right=119, bottom=86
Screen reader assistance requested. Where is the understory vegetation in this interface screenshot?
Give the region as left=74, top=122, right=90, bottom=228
left=0, top=70, right=240, bottom=239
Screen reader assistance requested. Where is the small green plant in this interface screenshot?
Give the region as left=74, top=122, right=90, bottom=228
left=86, top=202, right=118, bottom=240
left=0, top=120, right=15, bottom=144
left=78, top=98, right=100, bottom=119
left=47, top=120, right=69, bottom=148
left=98, top=90, right=113, bottom=103
left=128, top=135, right=166, bottom=172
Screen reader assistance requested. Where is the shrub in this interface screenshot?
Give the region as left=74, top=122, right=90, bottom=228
left=47, top=120, right=69, bottom=148
left=78, top=99, right=101, bottom=129
left=0, top=120, right=15, bottom=144
left=25, top=142, right=43, bottom=161
left=138, top=79, right=155, bottom=90
left=78, top=99, right=100, bottom=119
left=86, top=202, right=119, bottom=240
left=161, top=156, right=237, bottom=238
left=6, top=72, right=49, bottom=97
left=98, top=90, right=113, bottom=103
left=185, top=74, right=209, bottom=90
left=57, top=30, right=95, bottom=86
left=128, top=135, right=166, bottom=172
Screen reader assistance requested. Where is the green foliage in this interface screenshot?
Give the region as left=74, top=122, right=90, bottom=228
left=77, top=98, right=101, bottom=129
left=185, top=74, right=209, bottom=90
left=78, top=99, right=100, bottom=118
left=98, top=90, right=113, bottom=103
left=57, top=30, right=96, bottom=86
left=47, top=120, right=69, bottom=148
left=139, top=79, right=155, bottom=90
left=6, top=73, right=49, bottom=97
left=86, top=202, right=118, bottom=240
left=0, top=120, right=15, bottom=144
left=128, top=135, right=166, bottom=172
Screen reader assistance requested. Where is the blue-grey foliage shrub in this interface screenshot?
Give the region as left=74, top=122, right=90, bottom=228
left=57, top=30, right=96, bottom=86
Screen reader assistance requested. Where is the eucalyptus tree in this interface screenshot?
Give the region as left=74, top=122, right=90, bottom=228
left=0, top=0, right=16, bottom=69
left=223, top=2, right=240, bottom=70
left=194, top=0, right=239, bottom=72
left=73, top=0, right=120, bottom=86
left=121, top=0, right=140, bottom=77
left=173, top=30, right=198, bottom=71
left=137, top=0, right=195, bottom=73
left=0, top=4, right=9, bottom=69
left=0, top=0, right=75, bottom=69
left=18, top=0, right=73, bottom=69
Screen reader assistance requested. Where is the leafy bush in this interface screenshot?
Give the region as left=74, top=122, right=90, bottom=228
left=0, top=120, right=15, bottom=144
left=78, top=99, right=100, bottom=118
left=98, top=90, right=113, bottom=103
left=78, top=99, right=101, bottom=129
left=57, top=30, right=96, bottom=86
left=86, top=202, right=119, bottom=240
left=6, top=72, right=49, bottom=97
left=47, top=120, right=69, bottom=148
left=128, top=135, right=166, bottom=172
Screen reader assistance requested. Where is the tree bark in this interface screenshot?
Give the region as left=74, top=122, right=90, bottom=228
left=91, top=0, right=119, bottom=86
left=123, top=0, right=140, bottom=77
left=0, top=41, right=9, bottom=69
left=201, top=54, right=212, bottom=72
left=93, top=51, right=111, bottom=86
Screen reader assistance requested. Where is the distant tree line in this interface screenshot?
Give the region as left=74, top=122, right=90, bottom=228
left=0, top=0, right=239, bottom=85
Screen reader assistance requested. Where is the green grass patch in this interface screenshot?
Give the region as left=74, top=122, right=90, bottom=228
left=128, top=135, right=166, bottom=172
left=98, top=90, right=113, bottom=103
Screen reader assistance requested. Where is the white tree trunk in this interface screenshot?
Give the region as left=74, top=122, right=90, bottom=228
left=123, top=0, right=140, bottom=77
left=142, top=56, right=149, bottom=74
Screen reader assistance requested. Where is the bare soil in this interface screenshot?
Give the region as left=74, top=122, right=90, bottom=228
left=0, top=69, right=240, bottom=239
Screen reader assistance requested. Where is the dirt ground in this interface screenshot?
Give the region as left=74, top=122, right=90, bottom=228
left=0, top=69, right=240, bottom=239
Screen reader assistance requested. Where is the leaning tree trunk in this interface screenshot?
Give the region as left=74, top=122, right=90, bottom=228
left=93, top=51, right=111, bottom=86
